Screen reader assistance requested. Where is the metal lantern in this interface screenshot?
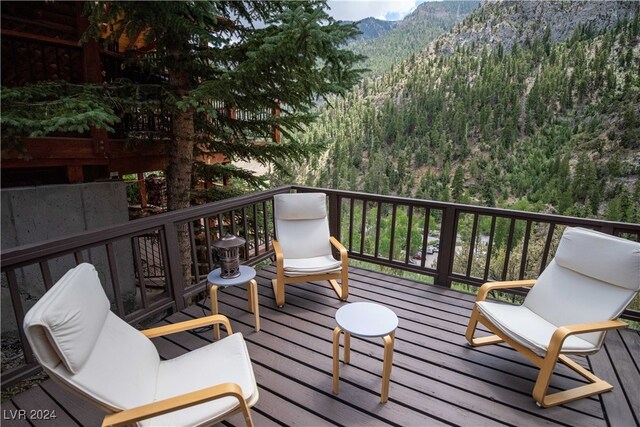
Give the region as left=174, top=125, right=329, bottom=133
left=211, top=233, right=246, bottom=279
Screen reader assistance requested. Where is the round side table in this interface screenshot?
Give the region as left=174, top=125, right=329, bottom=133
left=332, top=302, right=398, bottom=403
left=207, top=265, right=260, bottom=340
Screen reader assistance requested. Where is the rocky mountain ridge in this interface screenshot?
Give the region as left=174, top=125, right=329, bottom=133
left=348, top=1, right=479, bottom=75
left=435, top=0, right=639, bottom=55
left=352, top=17, right=398, bottom=42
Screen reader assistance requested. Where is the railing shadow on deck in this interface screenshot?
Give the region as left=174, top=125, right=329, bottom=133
left=2, top=184, right=639, bottom=388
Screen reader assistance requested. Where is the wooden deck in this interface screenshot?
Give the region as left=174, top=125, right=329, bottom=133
left=2, top=265, right=639, bottom=427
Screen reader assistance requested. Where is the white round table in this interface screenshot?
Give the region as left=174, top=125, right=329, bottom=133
left=332, top=302, right=398, bottom=403
left=207, top=265, right=260, bottom=340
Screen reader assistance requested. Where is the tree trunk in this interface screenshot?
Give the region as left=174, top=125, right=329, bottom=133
left=167, top=108, right=195, bottom=212
left=166, top=68, right=196, bottom=285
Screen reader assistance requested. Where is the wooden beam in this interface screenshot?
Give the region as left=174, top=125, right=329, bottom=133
left=2, top=138, right=98, bottom=160
left=0, top=29, right=81, bottom=49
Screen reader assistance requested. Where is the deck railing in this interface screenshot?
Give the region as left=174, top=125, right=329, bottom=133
left=2, top=185, right=639, bottom=387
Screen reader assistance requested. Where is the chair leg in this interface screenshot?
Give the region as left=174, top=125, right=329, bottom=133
left=249, top=279, right=260, bottom=332
left=329, top=278, right=348, bottom=301
left=209, top=285, right=221, bottom=341
left=533, top=354, right=613, bottom=407
left=381, top=332, right=395, bottom=403
left=238, top=399, right=254, bottom=427
left=333, top=327, right=342, bottom=395
left=271, top=278, right=285, bottom=308
left=465, top=305, right=503, bottom=346
left=344, top=332, right=351, bottom=364
left=341, top=267, right=349, bottom=300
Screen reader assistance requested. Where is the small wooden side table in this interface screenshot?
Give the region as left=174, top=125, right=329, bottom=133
left=332, top=301, right=399, bottom=403
left=207, top=265, right=260, bottom=340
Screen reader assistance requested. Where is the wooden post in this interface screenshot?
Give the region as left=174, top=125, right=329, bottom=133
left=67, top=165, right=84, bottom=184
left=435, top=205, right=457, bottom=288
left=77, top=7, right=111, bottom=167
left=138, top=172, right=148, bottom=208
left=328, top=192, right=340, bottom=240
left=272, top=101, right=281, bottom=143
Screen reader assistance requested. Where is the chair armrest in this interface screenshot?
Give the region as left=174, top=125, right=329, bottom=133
left=548, top=319, right=628, bottom=353
left=329, top=236, right=348, bottom=262
left=476, top=279, right=537, bottom=302
left=101, top=382, right=245, bottom=427
left=141, top=314, right=233, bottom=339
left=272, top=240, right=283, bottom=264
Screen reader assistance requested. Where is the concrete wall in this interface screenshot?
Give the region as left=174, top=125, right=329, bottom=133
left=1, top=182, right=136, bottom=334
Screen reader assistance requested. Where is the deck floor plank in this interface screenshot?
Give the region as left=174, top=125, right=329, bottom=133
left=185, top=307, right=462, bottom=427
left=597, top=329, right=640, bottom=427
left=39, top=380, right=103, bottom=426
left=251, top=270, right=601, bottom=411
left=184, top=304, right=478, bottom=427
left=618, top=329, right=640, bottom=372
left=217, top=281, right=604, bottom=427
left=4, top=266, right=637, bottom=427
left=0, top=400, right=31, bottom=427
left=245, top=277, right=582, bottom=392
left=588, top=339, right=637, bottom=427
left=9, top=383, right=80, bottom=427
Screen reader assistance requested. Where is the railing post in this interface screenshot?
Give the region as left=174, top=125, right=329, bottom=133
left=163, top=223, right=186, bottom=311
left=328, top=192, right=340, bottom=240
left=435, top=205, right=457, bottom=288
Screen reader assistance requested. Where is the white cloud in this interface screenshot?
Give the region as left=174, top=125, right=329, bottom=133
left=326, top=0, right=419, bottom=22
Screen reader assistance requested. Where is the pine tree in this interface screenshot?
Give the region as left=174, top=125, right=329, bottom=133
left=452, top=166, right=464, bottom=202
left=111, top=2, right=363, bottom=279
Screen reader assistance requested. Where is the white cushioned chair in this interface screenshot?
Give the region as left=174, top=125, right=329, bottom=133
left=23, top=263, right=259, bottom=426
left=465, top=227, right=640, bottom=407
left=271, top=192, right=348, bottom=307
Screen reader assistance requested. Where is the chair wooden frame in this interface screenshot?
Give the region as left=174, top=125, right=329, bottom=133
left=465, top=280, right=628, bottom=408
left=271, top=236, right=349, bottom=307
left=101, top=314, right=255, bottom=427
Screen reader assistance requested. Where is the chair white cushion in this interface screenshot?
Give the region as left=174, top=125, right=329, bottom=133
left=522, top=228, right=640, bottom=349
left=51, top=312, right=160, bottom=411
left=554, top=227, right=640, bottom=291
left=283, top=255, right=342, bottom=276
left=476, top=301, right=598, bottom=355
left=524, top=259, right=636, bottom=346
left=481, top=227, right=640, bottom=355
left=276, top=218, right=332, bottom=260
left=274, top=193, right=333, bottom=259
left=144, top=333, right=258, bottom=427
left=274, top=193, right=327, bottom=220
left=24, top=263, right=110, bottom=374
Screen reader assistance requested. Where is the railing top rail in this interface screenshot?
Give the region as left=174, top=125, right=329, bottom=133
left=292, top=186, right=640, bottom=234
left=1, top=185, right=293, bottom=270
left=3, top=184, right=638, bottom=270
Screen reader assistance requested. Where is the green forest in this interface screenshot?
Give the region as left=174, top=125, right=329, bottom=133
left=349, top=1, right=478, bottom=76
left=291, top=10, right=640, bottom=224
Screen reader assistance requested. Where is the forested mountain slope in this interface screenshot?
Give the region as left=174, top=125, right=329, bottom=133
left=349, top=1, right=479, bottom=75
left=351, top=17, right=398, bottom=42
left=292, top=1, right=640, bottom=223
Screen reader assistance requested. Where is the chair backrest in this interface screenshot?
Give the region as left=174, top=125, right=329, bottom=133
left=274, top=193, right=332, bottom=259
left=23, top=263, right=160, bottom=412
left=524, top=227, right=640, bottom=348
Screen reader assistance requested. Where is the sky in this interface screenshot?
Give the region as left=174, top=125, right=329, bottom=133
left=326, top=0, right=427, bottom=22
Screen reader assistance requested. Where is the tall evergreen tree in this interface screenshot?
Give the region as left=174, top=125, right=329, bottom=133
left=86, top=1, right=363, bottom=211
left=2, top=1, right=364, bottom=282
